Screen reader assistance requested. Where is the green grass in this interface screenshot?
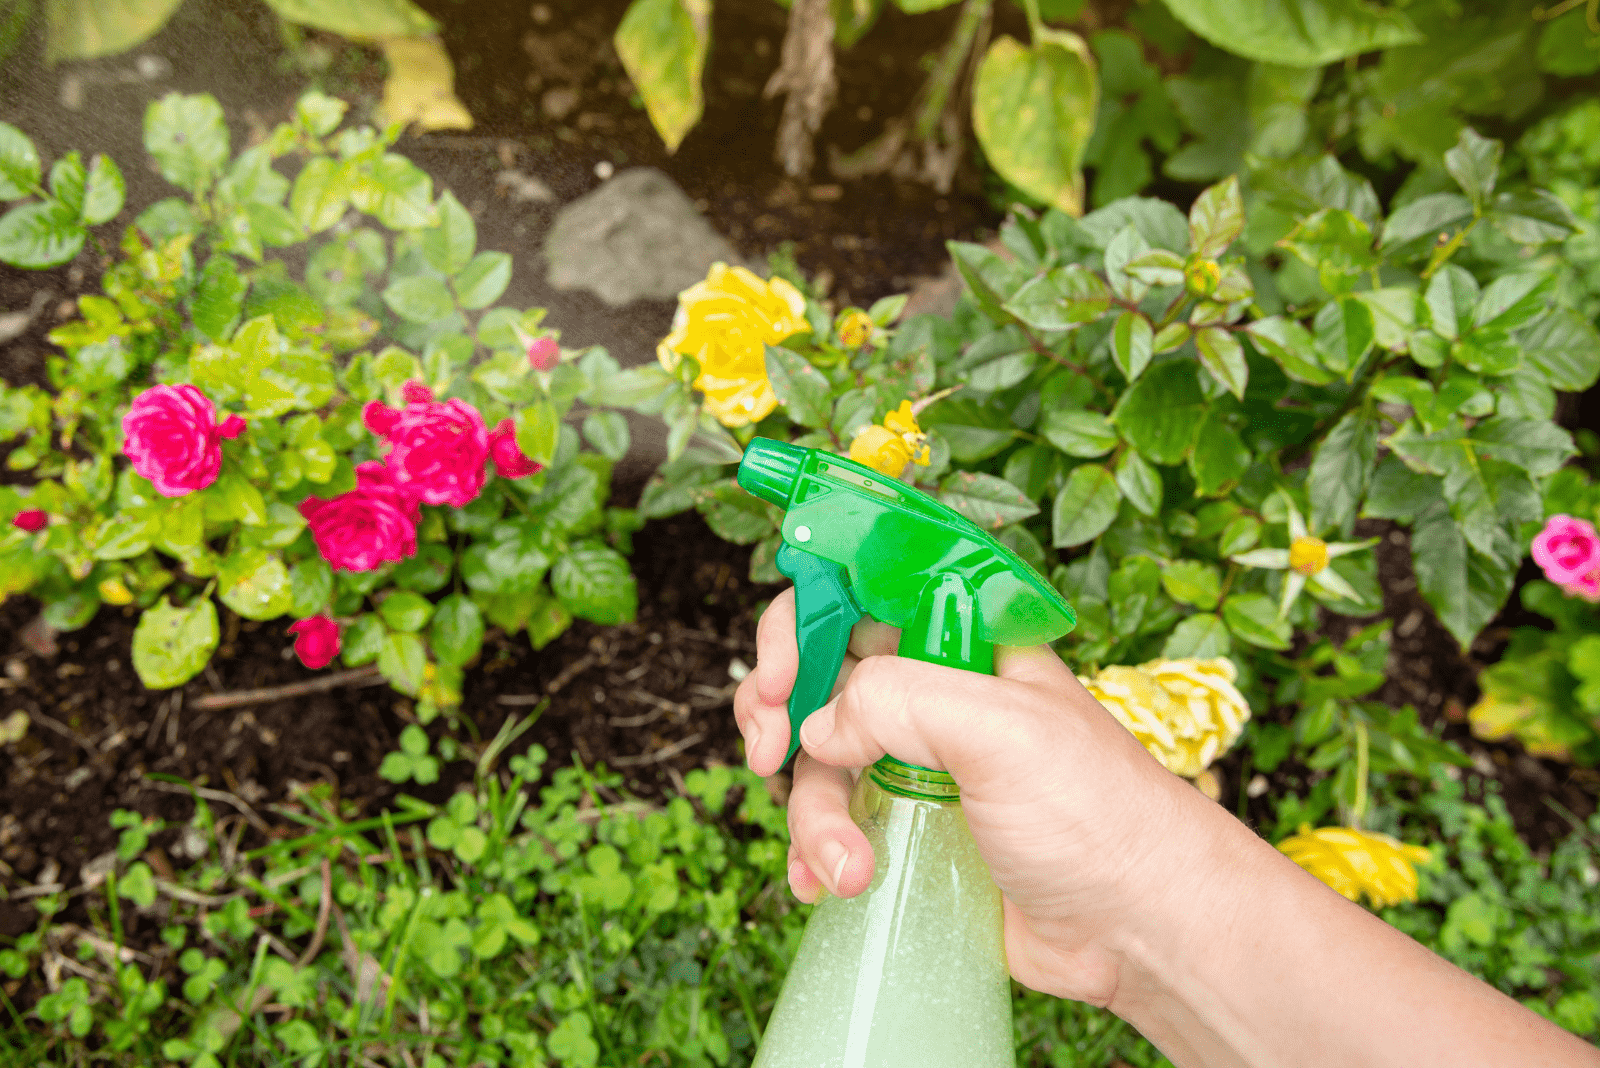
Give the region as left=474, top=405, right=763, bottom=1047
left=2, top=727, right=1596, bottom=1066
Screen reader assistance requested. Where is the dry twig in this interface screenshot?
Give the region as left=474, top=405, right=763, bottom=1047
left=191, top=665, right=385, bottom=711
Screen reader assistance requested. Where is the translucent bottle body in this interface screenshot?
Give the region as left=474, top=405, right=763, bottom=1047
left=752, top=757, right=1013, bottom=1068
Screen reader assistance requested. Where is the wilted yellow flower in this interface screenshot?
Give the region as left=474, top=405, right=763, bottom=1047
left=1289, top=535, right=1330, bottom=575
left=1080, top=656, right=1250, bottom=778
left=836, top=309, right=874, bottom=348
left=847, top=401, right=931, bottom=479
left=1277, top=824, right=1432, bottom=908
left=657, top=263, right=810, bottom=428
left=97, top=577, right=134, bottom=605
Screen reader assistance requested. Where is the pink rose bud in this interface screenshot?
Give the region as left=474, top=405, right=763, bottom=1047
left=363, top=401, right=402, bottom=438
left=488, top=418, right=543, bottom=479
left=217, top=414, right=247, bottom=439
left=378, top=398, right=490, bottom=507
left=527, top=335, right=560, bottom=371
left=401, top=380, right=435, bottom=406
left=298, top=462, right=420, bottom=572
left=121, top=384, right=229, bottom=497
left=11, top=509, right=47, bottom=532
left=288, top=615, right=341, bottom=670
left=1531, top=515, right=1600, bottom=589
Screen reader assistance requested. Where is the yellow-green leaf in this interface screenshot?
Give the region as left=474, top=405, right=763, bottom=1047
left=44, top=0, right=185, bottom=63
left=261, top=0, right=436, bottom=37
left=374, top=37, right=473, bottom=133
left=615, top=0, right=711, bottom=154
left=972, top=32, right=1098, bottom=216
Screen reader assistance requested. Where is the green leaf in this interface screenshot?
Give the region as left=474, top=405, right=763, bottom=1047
left=422, top=190, right=475, bottom=275
left=938, top=470, right=1039, bottom=530
left=694, top=480, right=779, bottom=544
left=1161, top=560, right=1220, bottom=610
left=514, top=400, right=560, bottom=467
left=1003, top=266, right=1111, bottom=330
left=946, top=241, right=1028, bottom=323
left=0, top=121, right=41, bottom=200
left=379, top=590, right=434, bottom=632
left=383, top=275, right=456, bottom=323
left=289, top=557, right=333, bottom=618
left=341, top=615, right=386, bottom=667
left=1188, top=409, right=1250, bottom=496
left=1307, top=408, right=1376, bottom=534
left=1160, top=612, right=1231, bottom=658
left=1443, top=127, right=1500, bottom=211
left=143, top=93, right=229, bottom=193
left=1188, top=175, right=1243, bottom=258
left=219, top=551, right=293, bottom=621
left=1040, top=409, right=1117, bottom=457
left=582, top=411, right=631, bottom=461
left=1160, top=0, right=1421, bottom=66
left=81, top=154, right=124, bottom=225
left=71, top=339, right=132, bottom=393
left=0, top=201, right=86, bottom=268
left=613, top=0, right=710, bottom=153
left=1218, top=515, right=1260, bottom=556
left=1470, top=417, right=1576, bottom=478
left=377, top=632, right=427, bottom=696
left=1411, top=503, right=1515, bottom=651
left=1473, top=273, right=1553, bottom=333
left=1222, top=593, right=1292, bottom=649
left=1423, top=265, right=1477, bottom=341
left=294, top=89, right=349, bottom=136
left=1052, top=464, right=1121, bottom=548
left=1519, top=308, right=1600, bottom=393
left=1380, top=192, right=1473, bottom=250
left=453, top=251, right=511, bottom=310
left=922, top=396, right=1016, bottom=463
left=258, top=0, right=436, bottom=36
left=430, top=594, right=484, bottom=668
left=289, top=156, right=349, bottom=234
left=349, top=153, right=436, bottom=230
left=1110, top=359, right=1206, bottom=465
left=764, top=345, right=832, bottom=428
left=1111, top=311, right=1153, bottom=383
left=1487, top=189, right=1575, bottom=245
left=1280, top=208, right=1377, bottom=294
left=191, top=256, right=247, bottom=343
left=1244, top=317, right=1333, bottom=385
left=972, top=32, right=1097, bottom=216
left=45, top=0, right=185, bottom=62
left=1194, top=327, right=1247, bottom=399
left=132, top=597, right=219, bottom=689
left=553, top=541, right=637, bottom=624
left=1114, top=448, right=1162, bottom=517
left=1313, top=296, right=1373, bottom=375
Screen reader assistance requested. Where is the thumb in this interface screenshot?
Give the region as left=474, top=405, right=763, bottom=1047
left=799, top=654, right=1045, bottom=784
left=995, top=643, right=1077, bottom=687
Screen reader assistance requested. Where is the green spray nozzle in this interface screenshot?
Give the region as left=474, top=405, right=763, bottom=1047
left=738, top=437, right=1076, bottom=772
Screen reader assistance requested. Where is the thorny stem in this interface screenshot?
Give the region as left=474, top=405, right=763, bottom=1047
left=1018, top=322, right=1118, bottom=402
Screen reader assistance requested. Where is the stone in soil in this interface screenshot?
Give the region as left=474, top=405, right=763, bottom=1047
left=543, top=167, right=747, bottom=306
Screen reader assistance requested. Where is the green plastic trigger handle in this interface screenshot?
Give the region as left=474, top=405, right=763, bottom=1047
left=774, top=543, right=862, bottom=772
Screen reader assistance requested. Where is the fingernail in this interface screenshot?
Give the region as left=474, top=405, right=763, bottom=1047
left=821, top=840, right=848, bottom=893
left=800, top=703, right=835, bottom=749
left=744, top=723, right=762, bottom=769
left=787, top=857, right=807, bottom=890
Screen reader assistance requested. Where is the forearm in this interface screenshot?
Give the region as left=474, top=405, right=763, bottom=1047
left=1107, top=798, right=1600, bottom=1068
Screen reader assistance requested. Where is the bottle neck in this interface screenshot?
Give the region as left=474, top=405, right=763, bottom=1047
left=868, top=754, right=959, bottom=802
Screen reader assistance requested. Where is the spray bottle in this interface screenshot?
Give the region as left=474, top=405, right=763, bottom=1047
left=736, top=437, right=1076, bottom=1067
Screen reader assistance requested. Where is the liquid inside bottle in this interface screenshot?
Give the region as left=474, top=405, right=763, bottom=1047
left=752, top=756, right=1013, bottom=1068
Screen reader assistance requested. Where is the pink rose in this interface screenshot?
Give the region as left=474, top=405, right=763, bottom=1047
left=488, top=418, right=543, bottom=479
left=374, top=398, right=489, bottom=507
left=288, top=615, right=340, bottom=669
left=527, top=335, right=560, bottom=371
left=1566, top=571, right=1600, bottom=603
left=400, top=380, right=434, bottom=405
left=11, top=509, right=46, bottom=532
left=1531, top=515, right=1600, bottom=598
left=121, top=384, right=244, bottom=497
left=298, top=462, right=419, bottom=572
left=363, top=400, right=401, bottom=437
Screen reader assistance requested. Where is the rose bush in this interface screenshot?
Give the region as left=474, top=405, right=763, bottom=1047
left=0, top=91, right=645, bottom=720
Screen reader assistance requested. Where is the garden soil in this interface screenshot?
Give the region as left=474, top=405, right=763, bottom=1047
left=2, top=0, right=1600, bottom=973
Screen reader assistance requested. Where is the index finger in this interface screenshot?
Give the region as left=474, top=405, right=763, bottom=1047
left=754, top=588, right=799, bottom=707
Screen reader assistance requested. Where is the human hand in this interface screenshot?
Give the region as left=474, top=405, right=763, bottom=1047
left=731, top=587, right=1260, bottom=1008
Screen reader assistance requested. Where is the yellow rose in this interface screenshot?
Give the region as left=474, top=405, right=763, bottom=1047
left=1079, top=656, right=1250, bottom=777
left=97, top=577, right=135, bottom=606
left=847, top=401, right=930, bottom=479
left=836, top=309, right=874, bottom=348
left=657, top=263, right=810, bottom=428
left=1277, top=824, right=1432, bottom=908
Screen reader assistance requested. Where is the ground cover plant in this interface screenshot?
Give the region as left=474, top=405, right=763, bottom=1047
left=0, top=91, right=645, bottom=725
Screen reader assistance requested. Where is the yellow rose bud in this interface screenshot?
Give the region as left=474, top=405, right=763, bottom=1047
left=97, top=577, right=134, bottom=605
left=1277, top=824, right=1432, bottom=909
left=849, top=425, right=914, bottom=478
left=1080, top=656, right=1250, bottom=778
left=836, top=309, right=874, bottom=348
left=1185, top=258, right=1221, bottom=297
left=656, top=263, right=811, bottom=428
left=1289, top=535, right=1330, bottom=575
